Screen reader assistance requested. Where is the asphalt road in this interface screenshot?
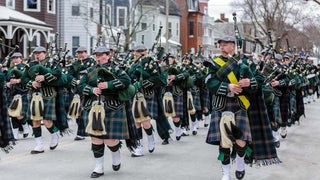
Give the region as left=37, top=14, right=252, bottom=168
left=1, top=100, right=319, bottom=180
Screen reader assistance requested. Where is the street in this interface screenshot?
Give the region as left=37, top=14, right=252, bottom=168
left=0, top=100, right=319, bottom=180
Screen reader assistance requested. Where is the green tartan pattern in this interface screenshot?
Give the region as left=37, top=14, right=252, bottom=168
left=247, top=89, right=279, bottom=164
left=206, top=97, right=252, bottom=145
left=145, top=93, right=159, bottom=119
left=0, top=85, right=15, bottom=150
left=26, top=93, right=56, bottom=121
left=85, top=105, right=129, bottom=139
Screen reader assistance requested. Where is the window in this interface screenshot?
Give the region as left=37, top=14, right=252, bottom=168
left=117, top=7, right=127, bottom=27
left=6, top=0, right=15, bottom=9
left=198, top=22, right=202, bottom=37
left=189, top=21, right=194, bottom=37
left=141, top=35, right=144, bottom=44
left=105, top=5, right=111, bottom=25
left=208, top=29, right=212, bottom=38
left=90, top=36, right=94, bottom=54
left=72, top=36, right=80, bottom=55
left=24, top=0, right=40, bottom=12
left=153, top=24, right=156, bottom=31
left=204, top=7, right=208, bottom=15
left=72, top=5, right=80, bottom=16
left=168, top=22, right=172, bottom=36
left=141, top=23, right=147, bottom=31
left=176, top=23, right=179, bottom=36
left=90, top=7, right=94, bottom=19
left=24, top=33, right=40, bottom=57
left=47, top=0, right=56, bottom=14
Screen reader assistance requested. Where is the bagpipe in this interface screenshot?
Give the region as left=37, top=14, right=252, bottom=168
left=85, top=64, right=135, bottom=135
left=0, top=44, right=19, bottom=69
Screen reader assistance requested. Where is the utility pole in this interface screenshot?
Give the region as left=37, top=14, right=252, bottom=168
left=98, top=0, right=103, bottom=35
left=165, top=0, right=169, bottom=52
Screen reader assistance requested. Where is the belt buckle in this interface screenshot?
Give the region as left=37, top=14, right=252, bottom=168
left=227, top=92, right=235, bottom=97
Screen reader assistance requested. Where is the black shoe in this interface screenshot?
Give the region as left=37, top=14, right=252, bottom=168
left=74, top=136, right=85, bottom=141
left=181, top=133, right=189, bottom=136
left=274, top=141, right=280, bottom=148
left=30, top=150, right=44, bottom=154
left=149, top=147, right=155, bottom=153
left=204, top=123, right=209, bottom=127
left=287, top=119, right=292, bottom=127
left=235, top=170, right=245, bottom=180
left=176, top=136, right=181, bottom=141
left=50, top=144, right=58, bottom=150
left=162, top=138, right=169, bottom=145
left=23, top=133, right=29, bottom=138
left=192, top=131, right=197, bottom=135
left=90, top=172, right=104, bottom=178
left=112, top=163, right=121, bottom=171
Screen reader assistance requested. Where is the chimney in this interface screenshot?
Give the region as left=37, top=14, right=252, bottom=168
left=220, top=13, right=229, bottom=22
left=220, top=13, right=225, bottom=20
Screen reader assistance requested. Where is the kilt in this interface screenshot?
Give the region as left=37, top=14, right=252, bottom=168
left=86, top=103, right=129, bottom=140
left=27, top=93, right=57, bottom=121
left=289, top=91, right=297, bottom=113
left=279, top=92, right=290, bottom=126
left=247, top=90, right=280, bottom=165
left=173, top=93, right=184, bottom=118
left=192, top=90, right=202, bottom=111
left=55, top=87, right=69, bottom=132
left=206, top=97, right=252, bottom=145
left=0, top=88, right=14, bottom=150
left=200, top=88, right=210, bottom=110
left=295, top=89, right=305, bottom=120
left=145, top=93, right=158, bottom=119
left=273, top=97, right=282, bottom=124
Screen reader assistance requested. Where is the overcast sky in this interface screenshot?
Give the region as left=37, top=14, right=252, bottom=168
left=208, top=0, right=234, bottom=20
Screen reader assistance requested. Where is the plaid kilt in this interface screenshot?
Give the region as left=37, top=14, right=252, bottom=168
left=289, top=91, right=297, bottom=113
left=173, top=93, right=184, bottom=119
left=200, top=88, right=211, bottom=110
left=86, top=102, right=129, bottom=140
left=247, top=90, right=279, bottom=164
left=206, top=97, right=252, bottom=145
left=26, top=92, right=57, bottom=121
left=191, top=89, right=202, bottom=111
left=273, top=96, right=282, bottom=124
left=0, top=88, right=14, bottom=150
left=55, top=87, right=69, bottom=132
left=279, top=91, right=290, bottom=127
left=295, top=89, right=305, bottom=119
left=145, top=93, right=159, bottom=119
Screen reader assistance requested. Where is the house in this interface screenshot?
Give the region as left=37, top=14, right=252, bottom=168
left=174, top=0, right=212, bottom=58
left=134, top=0, right=182, bottom=57
left=0, top=0, right=56, bottom=57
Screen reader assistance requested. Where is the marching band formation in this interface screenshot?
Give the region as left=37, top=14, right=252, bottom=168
left=0, top=31, right=320, bottom=179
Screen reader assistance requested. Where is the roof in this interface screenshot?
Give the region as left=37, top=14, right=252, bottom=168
left=141, top=0, right=181, bottom=17
left=0, top=5, right=50, bottom=27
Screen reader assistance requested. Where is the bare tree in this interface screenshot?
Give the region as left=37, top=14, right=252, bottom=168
left=232, top=0, right=310, bottom=49
left=80, top=0, right=159, bottom=51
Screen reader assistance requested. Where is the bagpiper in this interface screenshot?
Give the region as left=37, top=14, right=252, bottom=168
left=6, top=52, right=30, bottom=140
left=78, top=46, right=137, bottom=178
left=205, top=36, right=257, bottom=180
